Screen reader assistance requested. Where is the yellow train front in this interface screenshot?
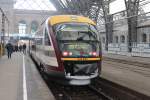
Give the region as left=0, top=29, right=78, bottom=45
left=31, top=15, right=102, bottom=85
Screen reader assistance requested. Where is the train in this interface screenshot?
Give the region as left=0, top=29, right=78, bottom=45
left=30, top=15, right=102, bottom=85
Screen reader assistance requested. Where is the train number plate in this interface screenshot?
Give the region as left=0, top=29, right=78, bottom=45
left=78, top=58, right=87, bottom=61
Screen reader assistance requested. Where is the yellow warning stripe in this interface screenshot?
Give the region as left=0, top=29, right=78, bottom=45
left=61, top=58, right=101, bottom=61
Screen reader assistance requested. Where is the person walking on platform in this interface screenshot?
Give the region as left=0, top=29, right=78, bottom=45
left=15, top=45, right=18, bottom=52
left=19, top=45, right=22, bottom=52
left=5, top=42, right=13, bottom=59
left=23, top=44, right=26, bottom=54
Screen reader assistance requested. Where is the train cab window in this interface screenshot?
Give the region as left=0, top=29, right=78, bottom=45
left=44, top=28, right=51, bottom=46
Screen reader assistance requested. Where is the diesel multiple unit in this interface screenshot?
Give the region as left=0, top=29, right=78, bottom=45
left=30, top=15, right=102, bottom=85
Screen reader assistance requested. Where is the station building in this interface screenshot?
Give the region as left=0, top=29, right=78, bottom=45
left=0, top=0, right=58, bottom=41
left=100, top=10, right=150, bottom=44
left=99, top=10, right=150, bottom=56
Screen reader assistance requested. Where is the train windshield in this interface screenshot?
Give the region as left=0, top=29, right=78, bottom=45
left=54, top=23, right=100, bottom=57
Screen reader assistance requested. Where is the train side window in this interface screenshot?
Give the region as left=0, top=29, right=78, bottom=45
left=36, top=38, right=42, bottom=45
left=44, top=28, right=51, bottom=46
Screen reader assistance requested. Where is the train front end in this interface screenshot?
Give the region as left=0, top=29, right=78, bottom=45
left=51, top=16, right=101, bottom=85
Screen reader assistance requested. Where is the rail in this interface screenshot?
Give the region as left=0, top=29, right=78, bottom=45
left=92, top=77, right=150, bottom=100
left=47, top=81, right=110, bottom=100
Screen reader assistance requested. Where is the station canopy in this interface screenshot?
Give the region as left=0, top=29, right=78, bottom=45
left=8, top=33, right=35, bottom=40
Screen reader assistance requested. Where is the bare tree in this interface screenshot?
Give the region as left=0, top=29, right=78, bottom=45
left=124, top=0, right=140, bottom=52
left=101, top=0, right=113, bottom=51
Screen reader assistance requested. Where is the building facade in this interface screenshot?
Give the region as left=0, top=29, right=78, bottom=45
left=99, top=10, right=150, bottom=57
left=0, top=0, right=59, bottom=36
left=100, top=10, right=150, bottom=45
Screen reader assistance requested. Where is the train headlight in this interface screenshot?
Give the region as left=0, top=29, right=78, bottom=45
left=89, top=52, right=97, bottom=56
left=62, top=51, right=68, bottom=56
left=69, top=52, right=73, bottom=56
left=89, top=52, right=92, bottom=55
left=92, top=52, right=97, bottom=56
left=62, top=51, right=73, bottom=56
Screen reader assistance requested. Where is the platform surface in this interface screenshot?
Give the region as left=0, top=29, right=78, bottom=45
left=104, top=53, right=150, bottom=65
left=101, top=53, right=150, bottom=96
left=0, top=52, right=55, bottom=100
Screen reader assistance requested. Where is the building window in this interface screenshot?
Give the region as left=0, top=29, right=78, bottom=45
left=31, top=21, right=38, bottom=34
left=18, top=21, right=26, bottom=34
left=44, top=28, right=51, bottom=46
left=115, top=36, right=118, bottom=43
left=120, top=35, right=125, bottom=43
left=142, top=34, right=147, bottom=42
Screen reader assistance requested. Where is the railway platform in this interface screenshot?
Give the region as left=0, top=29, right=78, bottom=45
left=102, top=53, right=150, bottom=96
left=0, top=52, right=55, bottom=100
left=103, top=53, right=150, bottom=64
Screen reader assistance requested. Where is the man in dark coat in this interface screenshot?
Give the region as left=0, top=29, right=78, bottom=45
left=19, top=45, right=22, bottom=52
left=5, top=43, right=13, bottom=59
left=15, top=45, right=18, bottom=52
left=23, top=44, right=26, bottom=54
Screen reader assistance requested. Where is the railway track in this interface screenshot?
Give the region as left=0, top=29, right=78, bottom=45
left=92, top=77, right=150, bottom=100
left=46, top=80, right=111, bottom=100
left=44, top=77, right=150, bottom=100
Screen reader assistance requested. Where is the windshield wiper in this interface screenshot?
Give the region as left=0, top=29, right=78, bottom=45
left=76, top=31, right=97, bottom=41
left=77, top=33, right=87, bottom=41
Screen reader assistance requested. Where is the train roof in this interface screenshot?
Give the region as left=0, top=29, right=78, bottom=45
left=48, top=15, right=96, bottom=26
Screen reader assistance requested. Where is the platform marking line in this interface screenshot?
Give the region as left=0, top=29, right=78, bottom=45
left=23, top=55, right=28, bottom=100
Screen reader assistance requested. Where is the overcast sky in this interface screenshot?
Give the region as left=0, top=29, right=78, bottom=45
left=14, top=0, right=150, bottom=14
